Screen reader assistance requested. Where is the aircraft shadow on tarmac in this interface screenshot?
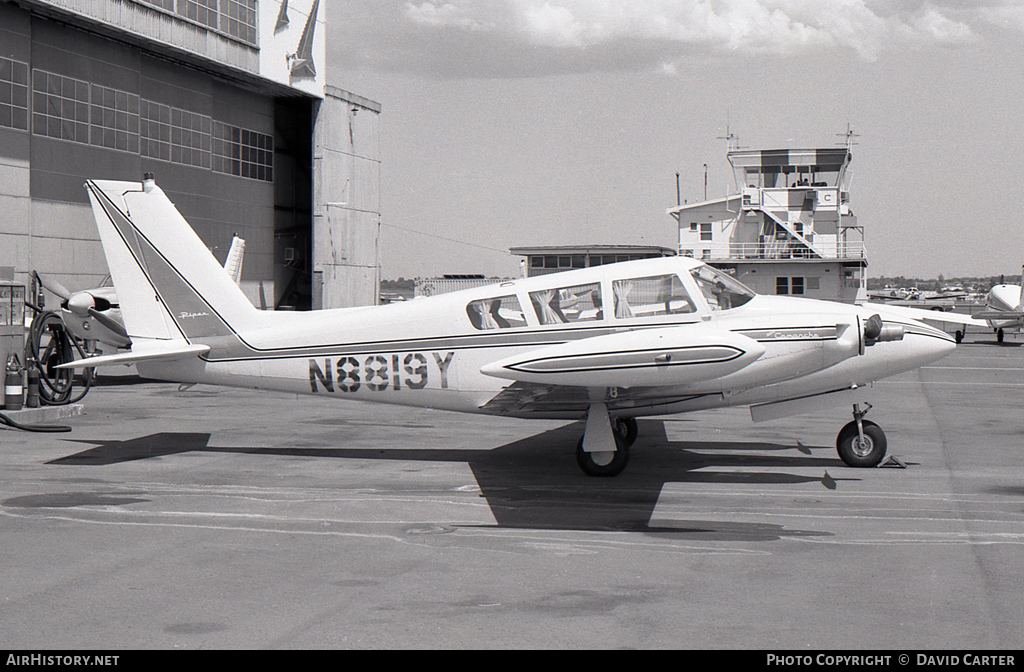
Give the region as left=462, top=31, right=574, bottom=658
left=51, top=421, right=852, bottom=539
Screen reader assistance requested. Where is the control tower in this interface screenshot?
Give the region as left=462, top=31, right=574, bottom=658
left=668, top=145, right=866, bottom=303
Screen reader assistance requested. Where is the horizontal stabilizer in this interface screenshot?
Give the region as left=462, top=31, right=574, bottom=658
left=56, top=341, right=210, bottom=369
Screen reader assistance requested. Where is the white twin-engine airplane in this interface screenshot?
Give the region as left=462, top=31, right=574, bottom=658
left=66, top=175, right=962, bottom=477
left=972, top=270, right=1024, bottom=343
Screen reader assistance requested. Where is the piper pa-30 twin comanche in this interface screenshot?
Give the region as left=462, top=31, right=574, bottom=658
left=972, top=268, right=1024, bottom=343
left=65, top=175, right=963, bottom=477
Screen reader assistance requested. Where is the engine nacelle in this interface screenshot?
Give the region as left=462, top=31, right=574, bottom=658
left=861, top=313, right=904, bottom=353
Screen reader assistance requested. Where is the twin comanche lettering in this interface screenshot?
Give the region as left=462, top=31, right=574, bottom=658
left=309, top=352, right=454, bottom=393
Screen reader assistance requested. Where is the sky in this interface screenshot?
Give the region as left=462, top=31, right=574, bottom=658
left=327, top=1, right=1024, bottom=281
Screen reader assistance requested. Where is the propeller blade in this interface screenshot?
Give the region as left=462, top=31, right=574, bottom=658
left=87, top=307, right=129, bottom=339
left=34, top=272, right=72, bottom=301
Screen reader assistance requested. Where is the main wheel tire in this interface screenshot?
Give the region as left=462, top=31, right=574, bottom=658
left=612, top=417, right=639, bottom=447
left=836, top=420, right=887, bottom=468
left=576, top=434, right=629, bottom=477
left=954, top=330, right=963, bottom=344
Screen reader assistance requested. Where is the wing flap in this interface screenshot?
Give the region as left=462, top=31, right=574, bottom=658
left=477, top=380, right=710, bottom=418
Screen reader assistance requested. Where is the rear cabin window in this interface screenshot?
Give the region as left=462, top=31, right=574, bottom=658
left=611, top=274, right=696, bottom=319
left=529, top=283, right=603, bottom=324
left=466, top=295, right=527, bottom=330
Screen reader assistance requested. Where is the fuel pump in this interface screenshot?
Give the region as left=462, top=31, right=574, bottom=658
left=0, top=275, right=26, bottom=410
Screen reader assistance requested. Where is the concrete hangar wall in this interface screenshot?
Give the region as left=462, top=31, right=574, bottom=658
left=0, top=0, right=381, bottom=310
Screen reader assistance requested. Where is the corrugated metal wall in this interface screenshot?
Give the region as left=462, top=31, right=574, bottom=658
left=24, top=0, right=259, bottom=73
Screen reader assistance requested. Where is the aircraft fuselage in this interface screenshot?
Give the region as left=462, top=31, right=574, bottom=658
left=137, top=258, right=953, bottom=421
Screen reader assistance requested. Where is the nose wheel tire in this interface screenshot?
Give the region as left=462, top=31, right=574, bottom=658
left=836, top=420, right=887, bottom=468
left=576, top=434, right=629, bottom=477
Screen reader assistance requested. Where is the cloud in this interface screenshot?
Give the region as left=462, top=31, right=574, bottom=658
left=403, top=1, right=978, bottom=54
left=405, top=1, right=498, bottom=31
left=333, top=1, right=997, bottom=77
left=974, top=3, right=1024, bottom=32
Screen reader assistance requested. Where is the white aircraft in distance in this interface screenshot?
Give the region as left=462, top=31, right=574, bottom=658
left=32, top=272, right=130, bottom=350
left=972, top=271, right=1024, bottom=343
left=64, top=175, right=974, bottom=476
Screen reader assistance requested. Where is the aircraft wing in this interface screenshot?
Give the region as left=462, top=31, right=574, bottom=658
left=971, top=310, right=1024, bottom=321
left=478, top=380, right=710, bottom=417
left=478, top=382, right=588, bottom=416
left=858, top=302, right=987, bottom=328
left=477, top=324, right=762, bottom=417
left=56, top=339, right=210, bottom=369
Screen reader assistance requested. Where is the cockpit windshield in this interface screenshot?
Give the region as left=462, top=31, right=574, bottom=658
left=690, top=264, right=756, bottom=311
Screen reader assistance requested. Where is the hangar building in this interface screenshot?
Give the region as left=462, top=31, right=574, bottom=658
left=511, top=245, right=677, bottom=278
left=0, top=0, right=380, bottom=310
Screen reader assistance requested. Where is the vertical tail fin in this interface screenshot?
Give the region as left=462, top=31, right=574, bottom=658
left=86, top=176, right=264, bottom=344
left=1019, top=265, right=1023, bottom=312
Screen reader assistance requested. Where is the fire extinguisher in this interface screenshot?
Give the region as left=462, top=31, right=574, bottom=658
left=4, top=354, right=23, bottom=411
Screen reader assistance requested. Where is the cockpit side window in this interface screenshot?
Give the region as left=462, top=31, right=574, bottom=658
left=611, top=274, right=696, bottom=319
left=690, top=265, right=755, bottom=311
left=466, top=294, right=527, bottom=330
left=528, top=283, right=603, bottom=325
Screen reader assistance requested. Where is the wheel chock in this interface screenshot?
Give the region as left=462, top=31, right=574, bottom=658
left=878, top=455, right=907, bottom=468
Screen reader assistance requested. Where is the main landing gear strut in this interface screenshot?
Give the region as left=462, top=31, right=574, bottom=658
left=836, top=402, right=888, bottom=468
left=576, top=402, right=637, bottom=477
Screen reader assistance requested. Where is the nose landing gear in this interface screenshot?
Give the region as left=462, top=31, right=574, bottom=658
left=836, top=403, right=888, bottom=467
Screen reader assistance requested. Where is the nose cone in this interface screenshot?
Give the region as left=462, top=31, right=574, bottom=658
left=919, top=328, right=957, bottom=363
left=67, top=292, right=96, bottom=317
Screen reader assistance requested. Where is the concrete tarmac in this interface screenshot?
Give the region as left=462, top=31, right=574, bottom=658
left=1, top=337, right=1022, bottom=650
